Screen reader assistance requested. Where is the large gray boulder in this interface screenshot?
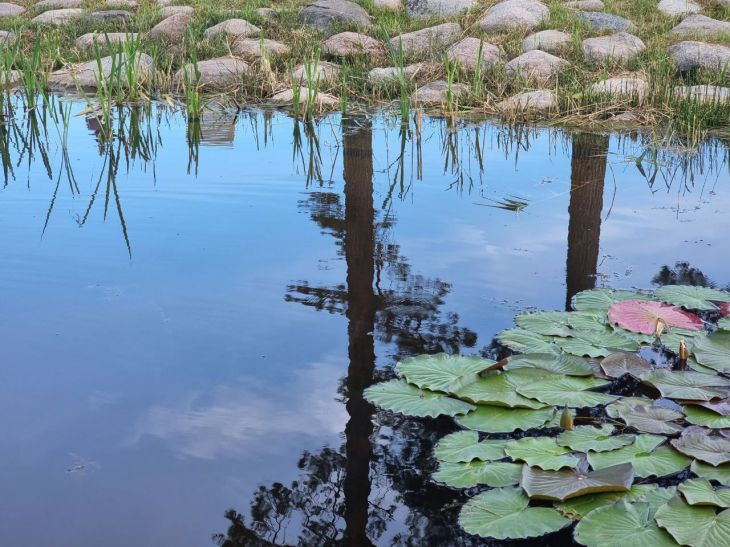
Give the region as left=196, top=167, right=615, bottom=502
left=49, top=52, right=153, bottom=88
left=270, top=87, right=339, bottom=109
left=298, top=0, right=372, bottom=35
left=564, top=0, right=604, bottom=11
left=174, top=57, right=250, bottom=90
left=671, top=15, right=730, bottom=37
left=368, top=62, right=435, bottom=85
left=75, top=32, right=139, bottom=50
left=32, top=8, right=85, bottom=25
left=323, top=31, right=386, bottom=58
left=657, top=0, right=701, bottom=17
left=0, top=30, right=17, bottom=44
left=292, top=61, right=341, bottom=85
left=232, top=38, right=291, bottom=61
left=479, top=0, right=549, bottom=34
left=159, top=5, right=193, bottom=17
left=522, top=30, right=571, bottom=53
left=497, top=90, right=557, bottom=113
left=87, top=10, right=132, bottom=23
left=0, top=3, right=25, bottom=17
left=589, top=75, right=648, bottom=99
left=582, top=32, right=646, bottom=62
left=406, top=0, right=475, bottom=18
left=374, top=0, right=401, bottom=8
left=673, top=84, right=730, bottom=104
left=148, top=13, right=191, bottom=42
left=506, top=50, right=568, bottom=83
left=390, top=22, right=462, bottom=57
left=447, top=37, right=501, bottom=72
left=668, top=40, right=730, bottom=72
left=203, top=19, right=261, bottom=41
left=35, top=0, right=82, bottom=10
left=574, top=11, right=636, bottom=31
left=412, top=80, right=469, bottom=106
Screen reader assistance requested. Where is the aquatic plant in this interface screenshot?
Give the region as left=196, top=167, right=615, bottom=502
left=365, top=285, right=730, bottom=545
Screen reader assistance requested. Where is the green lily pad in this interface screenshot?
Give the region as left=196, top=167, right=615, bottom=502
left=505, top=353, right=596, bottom=376
left=718, top=317, right=730, bottom=330
left=679, top=478, right=730, bottom=507
left=434, top=431, right=509, bottom=463
left=617, top=404, right=685, bottom=435
left=515, top=376, right=617, bottom=408
left=433, top=460, right=522, bottom=488
left=660, top=327, right=707, bottom=357
left=363, top=379, right=475, bottom=418
left=569, top=311, right=613, bottom=332
left=572, top=288, right=651, bottom=313
left=556, top=485, right=675, bottom=519
left=521, top=463, right=634, bottom=501
left=600, top=352, right=653, bottom=378
left=516, top=311, right=575, bottom=337
left=655, top=285, right=730, bottom=311
left=684, top=405, right=730, bottom=429
left=692, top=460, right=730, bottom=485
left=504, top=437, right=579, bottom=470
left=455, top=373, right=548, bottom=409
left=395, top=353, right=494, bottom=394
left=588, top=434, right=690, bottom=478
left=671, top=430, right=730, bottom=466
left=605, top=396, right=655, bottom=418
left=557, top=424, right=635, bottom=452
left=693, top=331, right=730, bottom=374
left=654, top=496, right=730, bottom=547
left=456, top=405, right=556, bottom=434
left=575, top=501, right=678, bottom=547
left=497, top=328, right=560, bottom=354
left=558, top=330, right=639, bottom=358
left=458, top=487, right=571, bottom=540
left=640, top=370, right=729, bottom=401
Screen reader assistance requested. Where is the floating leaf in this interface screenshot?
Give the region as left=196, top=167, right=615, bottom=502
left=556, top=485, right=675, bottom=518
left=455, top=373, right=547, bottom=409
left=363, top=379, right=475, bottom=418
left=572, top=288, right=651, bottom=313
left=515, top=376, right=617, bottom=408
left=692, top=460, right=730, bottom=485
left=693, top=331, right=730, bottom=374
left=521, top=463, right=634, bottom=502
left=640, top=370, right=729, bottom=401
left=655, top=285, right=730, bottom=311
left=718, top=317, right=730, bottom=329
left=458, top=487, right=571, bottom=540
left=434, top=431, right=509, bottom=463
left=516, top=311, right=575, bottom=337
left=684, top=405, right=730, bottom=429
left=588, top=434, right=690, bottom=478
left=433, top=460, right=522, bottom=488
left=497, top=328, right=559, bottom=354
left=605, top=396, right=655, bottom=418
left=671, top=429, right=730, bottom=466
left=654, top=496, right=730, bottom=547
left=504, top=437, right=579, bottom=470
left=660, top=327, right=706, bottom=356
left=600, top=352, right=653, bottom=378
left=558, top=329, right=640, bottom=358
left=617, top=404, right=685, bottom=435
left=456, top=405, right=556, bottom=434
left=608, top=299, right=703, bottom=335
left=506, top=353, right=596, bottom=376
left=395, top=353, right=494, bottom=394
left=569, top=311, right=613, bottom=332
left=679, top=478, right=730, bottom=507
left=557, top=424, right=635, bottom=452
left=575, top=501, right=678, bottom=547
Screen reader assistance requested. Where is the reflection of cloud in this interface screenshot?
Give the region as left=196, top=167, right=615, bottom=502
left=130, top=356, right=348, bottom=460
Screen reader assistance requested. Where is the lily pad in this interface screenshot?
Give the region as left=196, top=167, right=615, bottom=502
left=557, top=424, right=635, bottom=452
left=458, top=487, right=571, bottom=540
left=601, top=352, right=653, bottom=378
left=692, top=460, right=730, bottom=485
left=456, top=405, right=556, bottom=434
left=433, top=460, right=522, bottom=488
left=693, top=331, right=730, bottom=374
left=455, top=373, right=547, bottom=409
left=654, top=496, right=730, bottom=547
left=558, top=330, right=639, bottom=358
left=679, top=478, right=730, bottom=507
left=395, top=353, right=494, bottom=394
left=572, top=288, right=651, bottom=313
left=516, top=311, right=575, bottom=337
left=497, top=328, right=559, bottom=354
left=588, top=434, right=690, bottom=478
left=671, top=429, right=730, bottom=466
left=505, top=353, right=595, bottom=376
left=640, top=370, right=729, bottom=401
left=617, top=404, right=685, bottom=435
left=605, top=396, right=655, bottom=419
left=608, top=299, right=703, bottom=335
left=718, top=317, right=730, bottom=330
left=504, top=437, right=579, bottom=470
left=515, top=376, right=617, bottom=408
left=363, top=379, right=475, bottom=418
left=434, top=431, right=509, bottom=463
left=521, top=463, right=634, bottom=501
left=684, top=405, right=730, bottom=429
left=575, top=501, right=678, bottom=547
left=556, top=485, right=675, bottom=519
left=655, top=285, right=730, bottom=311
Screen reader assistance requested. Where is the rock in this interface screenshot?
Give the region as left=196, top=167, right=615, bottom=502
left=657, top=0, right=701, bottom=17
left=48, top=52, right=153, bottom=88
left=368, top=62, right=436, bottom=84
left=35, top=0, right=82, bottom=10
left=159, top=5, right=193, bottom=17
left=390, top=23, right=462, bottom=58
left=374, top=0, right=401, bottom=8
left=589, top=75, right=648, bottom=99
left=564, top=0, right=604, bottom=11
left=232, top=38, right=291, bottom=61
left=496, top=89, right=557, bottom=112
left=0, top=69, right=21, bottom=87
left=609, top=111, right=640, bottom=123
left=447, top=37, right=501, bottom=72
left=522, top=30, right=571, bottom=53
left=0, top=3, right=24, bottom=17
left=87, top=10, right=132, bottom=23
left=406, top=0, right=475, bottom=18
left=323, top=31, right=386, bottom=58
left=671, top=15, right=730, bottom=37
left=582, top=32, right=646, bottom=62
left=413, top=80, right=469, bottom=106
left=479, top=0, right=549, bottom=34
left=673, top=84, right=730, bottom=104
left=270, top=87, right=340, bottom=109
left=103, top=0, right=138, bottom=8
left=148, top=13, right=191, bottom=42
left=506, top=50, right=568, bottom=83
left=203, top=19, right=261, bottom=41
left=0, top=30, right=17, bottom=44
left=668, top=40, right=730, bottom=72
left=574, top=11, right=636, bottom=31
left=75, top=32, right=139, bottom=50
left=292, top=61, right=341, bottom=85
left=32, top=8, right=85, bottom=25
left=298, top=0, right=372, bottom=35
left=255, top=7, right=279, bottom=20
left=174, top=57, right=250, bottom=90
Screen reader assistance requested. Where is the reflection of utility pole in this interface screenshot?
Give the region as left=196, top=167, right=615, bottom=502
left=342, top=117, right=376, bottom=547
left=565, top=133, right=609, bottom=310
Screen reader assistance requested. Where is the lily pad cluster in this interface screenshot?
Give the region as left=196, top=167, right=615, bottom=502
left=364, top=286, right=730, bottom=545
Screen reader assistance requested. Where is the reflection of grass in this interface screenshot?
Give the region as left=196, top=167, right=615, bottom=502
left=483, top=195, right=530, bottom=212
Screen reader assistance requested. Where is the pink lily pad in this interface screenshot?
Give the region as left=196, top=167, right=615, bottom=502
left=608, top=300, right=702, bottom=335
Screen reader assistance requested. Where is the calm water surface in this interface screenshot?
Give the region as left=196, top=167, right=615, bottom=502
left=0, top=101, right=729, bottom=546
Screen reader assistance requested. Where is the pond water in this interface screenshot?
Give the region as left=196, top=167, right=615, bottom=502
left=0, top=99, right=729, bottom=547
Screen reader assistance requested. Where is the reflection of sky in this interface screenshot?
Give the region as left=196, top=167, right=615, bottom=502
left=0, top=105, right=728, bottom=546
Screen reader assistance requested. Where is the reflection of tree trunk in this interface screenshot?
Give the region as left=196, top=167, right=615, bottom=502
left=565, top=133, right=609, bottom=310
left=343, top=117, right=376, bottom=547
